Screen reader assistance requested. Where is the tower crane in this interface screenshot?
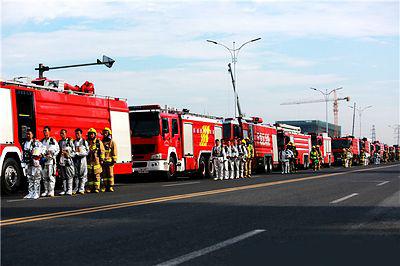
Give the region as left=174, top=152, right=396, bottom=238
left=281, top=95, right=350, bottom=137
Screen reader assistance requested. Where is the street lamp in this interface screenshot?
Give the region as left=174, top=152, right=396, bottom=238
left=310, top=87, right=342, bottom=136
left=348, top=104, right=372, bottom=138
left=207, top=38, right=261, bottom=117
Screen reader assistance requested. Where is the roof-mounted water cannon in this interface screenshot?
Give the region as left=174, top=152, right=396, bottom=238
left=35, top=55, right=115, bottom=78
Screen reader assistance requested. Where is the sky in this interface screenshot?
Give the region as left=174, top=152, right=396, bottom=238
left=1, top=0, right=399, bottom=144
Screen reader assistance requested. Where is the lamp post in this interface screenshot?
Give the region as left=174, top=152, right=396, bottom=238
left=310, top=87, right=342, bottom=136
left=207, top=38, right=261, bottom=117
left=349, top=105, right=372, bottom=138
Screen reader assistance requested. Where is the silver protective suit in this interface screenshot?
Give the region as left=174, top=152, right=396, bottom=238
left=58, top=138, right=76, bottom=195
left=41, top=137, right=60, bottom=197
left=22, top=140, right=43, bottom=199
left=73, top=138, right=89, bottom=193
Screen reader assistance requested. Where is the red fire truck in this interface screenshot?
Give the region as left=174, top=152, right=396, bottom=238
left=129, top=105, right=223, bottom=178
left=223, top=117, right=278, bottom=173
left=332, top=136, right=360, bottom=165
left=0, top=78, right=132, bottom=194
left=360, top=138, right=372, bottom=163
left=275, top=123, right=311, bottom=168
left=310, top=133, right=333, bottom=166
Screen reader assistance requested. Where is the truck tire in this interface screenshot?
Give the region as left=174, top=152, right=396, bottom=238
left=207, top=158, right=214, bottom=178
left=164, top=156, right=177, bottom=180
left=198, top=156, right=207, bottom=178
left=264, top=157, right=272, bottom=174
left=1, top=158, right=22, bottom=195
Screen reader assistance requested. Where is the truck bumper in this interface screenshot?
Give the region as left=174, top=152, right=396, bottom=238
left=132, top=160, right=169, bottom=174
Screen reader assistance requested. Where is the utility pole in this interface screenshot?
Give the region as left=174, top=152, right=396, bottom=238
left=351, top=102, right=356, bottom=136
left=349, top=104, right=372, bottom=139
left=310, top=87, right=342, bottom=136
left=207, top=38, right=261, bottom=118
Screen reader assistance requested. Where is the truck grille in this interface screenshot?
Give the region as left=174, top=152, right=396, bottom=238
left=132, top=144, right=156, bottom=154
left=133, top=162, right=147, bottom=168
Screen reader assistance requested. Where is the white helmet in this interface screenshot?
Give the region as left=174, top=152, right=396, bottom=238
left=32, top=147, right=42, bottom=157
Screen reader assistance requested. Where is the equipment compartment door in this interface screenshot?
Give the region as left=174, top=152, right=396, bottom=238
left=16, top=90, right=36, bottom=143
left=183, top=123, right=193, bottom=156
left=0, top=88, right=14, bottom=144
left=110, top=111, right=132, bottom=163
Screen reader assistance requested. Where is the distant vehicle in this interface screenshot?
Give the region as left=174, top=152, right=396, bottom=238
left=0, top=77, right=132, bottom=194
left=130, top=105, right=223, bottom=179
left=310, top=132, right=333, bottom=166
left=332, top=136, right=360, bottom=165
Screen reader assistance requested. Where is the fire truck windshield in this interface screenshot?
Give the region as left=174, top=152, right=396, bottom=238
left=130, top=112, right=160, bottom=137
left=332, top=139, right=351, bottom=149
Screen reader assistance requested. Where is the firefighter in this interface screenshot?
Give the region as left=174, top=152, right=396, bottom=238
left=73, top=128, right=89, bottom=194
left=58, top=129, right=75, bottom=196
left=86, top=128, right=105, bottom=193
left=41, top=126, right=60, bottom=197
left=342, top=148, right=348, bottom=167
left=279, top=147, right=289, bottom=174
left=230, top=140, right=238, bottom=179
left=310, top=146, right=319, bottom=171
left=223, top=140, right=232, bottom=180
left=22, top=130, right=43, bottom=199
left=396, top=147, right=400, bottom=161
left=246, top=138, right=254, bottom=178
left=316, top=145, right=322, bottom=170
left=101, top=127, right=118, bottom=192
left=211, top=139, right=224, bottom=180
left=360, top=149, right=366, bottom=166
left=347, top=149, right=353, bottom=167
left=287, top=142, right=297, bottom=173
left=238, top=139, right=248, bottom=178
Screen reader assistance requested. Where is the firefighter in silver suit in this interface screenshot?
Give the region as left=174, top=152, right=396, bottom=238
left=58, top=129, right=75, bottom=196
left=41, top=126, right=60, bottom=197
left=211, top=139, right=224, bottom=180
left=72, top=128, right=89, bottom=194
left=22, top=130, right=43, bottom=199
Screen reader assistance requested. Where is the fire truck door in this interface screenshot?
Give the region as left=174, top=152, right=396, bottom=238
left=183, top=123, right=193, bottom=156
left=15, top=90, right=36, bottom=143
left=171, top=118, right=182, bottom=158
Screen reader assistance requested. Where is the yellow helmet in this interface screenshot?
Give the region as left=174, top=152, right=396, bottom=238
left=312, top=145, right=316, bottom=149
left=103, top=127, right=112, bottom=135
left=288, top=142, right=294, bottom=146
left=88, top=128, right=97, bottom=134
left=242, top=139, right=247, bottom=144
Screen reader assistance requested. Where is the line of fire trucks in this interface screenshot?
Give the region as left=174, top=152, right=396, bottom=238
left=1, top=77, right=399, bottom=194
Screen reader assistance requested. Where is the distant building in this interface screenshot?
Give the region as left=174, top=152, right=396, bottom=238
left=276, top=120, right=341, bottom=138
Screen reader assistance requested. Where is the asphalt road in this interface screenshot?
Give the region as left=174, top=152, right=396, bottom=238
left=1, top=163, right=399, bottom=266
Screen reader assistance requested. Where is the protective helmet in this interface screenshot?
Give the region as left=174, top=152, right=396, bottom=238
left=316, top=145, right=320, bottom=148
left=312, top=145, right=316, bottom=149
left=288, top=142, right=294, bottom=146
left=242, top=139, right=247, bottom=144
left=103, top=127, right=112, bottom=135
left=32, top=147, right=42, bottom=157
left=88, top=128, right=97, bottom=134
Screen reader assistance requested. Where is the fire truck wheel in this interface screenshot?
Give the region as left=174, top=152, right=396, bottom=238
left=165, top=156, right=177, bottom=180
left=207, top=158, right=214, bottom=178
left=198, top=156, right=207, bottom=178
left=1, top=158, right=22, bottom=195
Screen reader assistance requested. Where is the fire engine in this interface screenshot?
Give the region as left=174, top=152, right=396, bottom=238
left=222, top=117, right=278, bottom=173
left=129, top=105, right=223, bottom=178
left=275, top=123, right=311, bottom=168
left=373, top=141, right=384, bottom=158
left=309, top=133, right=333, bottom=166
left=332, top=136, right=360, bottom=165
left=0, top=77, right=132, bottom=194
left=360, top=138, right=372, bottom=163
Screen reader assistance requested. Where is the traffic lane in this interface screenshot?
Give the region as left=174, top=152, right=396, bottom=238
left=1, top=164, right=398, bottom=221
left=0, top=165, right=352, bottom=219
left=2, top=166, right=399, bottom=265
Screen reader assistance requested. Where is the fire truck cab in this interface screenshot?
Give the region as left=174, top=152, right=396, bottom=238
left=310, top=133, right=333, bottom=166
left=223, top=117, right=278, bottom=173
left=0, top=78, right=132, bottom=194
left=275, top=123, right=311, bottom=168
left=129, top=105, right=223, bottom=179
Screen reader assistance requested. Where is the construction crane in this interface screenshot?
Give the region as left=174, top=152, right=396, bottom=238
left=281, top=94, right=350, bottom=137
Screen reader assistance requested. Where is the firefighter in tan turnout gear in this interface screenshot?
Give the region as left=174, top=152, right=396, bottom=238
left=101, top=127, right=118, bottom=192
left=86, top=128, right=105, bottom=193
left=58, top=129, right=75, bottom=196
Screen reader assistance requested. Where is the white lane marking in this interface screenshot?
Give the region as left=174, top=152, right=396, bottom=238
left=155, top=229, right=266, bottom=266
left=376, top=181, right=390, bottom=186
left=162, top=181, right=201, bottom=187
left=330, top=193, right=359, bottom=204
